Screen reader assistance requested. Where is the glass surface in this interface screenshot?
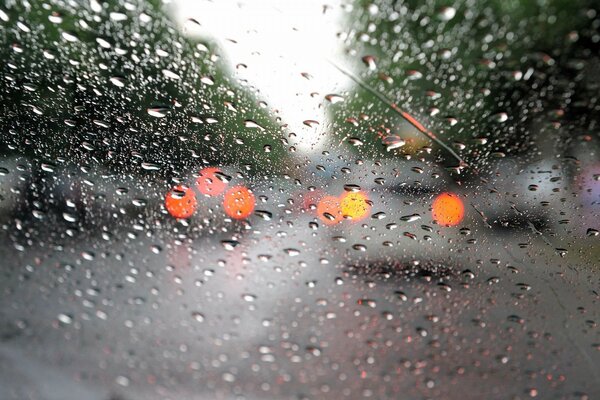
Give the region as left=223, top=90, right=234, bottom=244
left=1, top=0, right=599, bottom=399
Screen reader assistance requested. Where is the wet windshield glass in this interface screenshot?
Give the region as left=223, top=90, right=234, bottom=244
left=1, top=0, right=599, bottom=399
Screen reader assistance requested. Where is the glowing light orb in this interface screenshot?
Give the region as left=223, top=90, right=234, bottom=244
left=223, top=186, right=255, bottom=219
left=196, top=167, right=227, bottom=196
left=165, top=185, right=197, bottom=219
left=340, top=192, right=370, bottom=221
left=432, top=192, right=464, bottom=226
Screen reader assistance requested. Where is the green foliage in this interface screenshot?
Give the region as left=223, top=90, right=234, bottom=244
left=328, top=0, right=599, bottom=168
left=0, top=0, right=288, bottom=180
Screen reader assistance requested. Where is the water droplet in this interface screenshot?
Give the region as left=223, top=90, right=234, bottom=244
left=62, top=212, right=77, bottom=222
left=284, top=248, right=300, bottom=256
left=344, top=184, right=361, bottom=192
left=352, top=244, right=367, bottom=251
left=110, top=12, right=127, bottom=21
left=40, top=163, right=55, bottom=172
left=254, top=210, right=273, bottom=220
left=162, top=69, right=180, bottom=80
left=57, top=313, right=73, bottom=324
left=348, top=137, right=364, bottom=146
left=400, top=214, right=421, bottom=222
left=132, top=198, right=147, bottom=207
left=191, top=312, right=205, bottom=322
left=325, top=94, right=344, bottom=104
left=109, top=76, right=126, bottom=87
left=221, top=240, right=239, bottom=251
left=242, top=293, right=256, bottom=302
left=147, top=107, right=170, bottom=118
left=406, top=70, right=423, bottom=80
left=115, top=376, right=130, bottom=387
left=438, top=6, right=456, bottom=21
left=494, top=112, right=508, bottom=123
left=362, top=55, right=377, bottom=70
left=382, top=135, right=405, bottom=151
left=141, top=162, right=161, bottom=171
left=244, top=120, right=265, bottom=131
left=357, top=298, right=376, bottom=307
left=61, top=31, right=79, bottom=42
left=200, top=76, right=215, bottom=85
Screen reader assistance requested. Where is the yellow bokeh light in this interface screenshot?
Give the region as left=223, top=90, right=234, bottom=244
left=340, top=192, right=370, bottom=221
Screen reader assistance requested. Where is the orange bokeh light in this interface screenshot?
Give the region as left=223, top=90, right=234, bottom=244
left=223, top=186, right=255, bottom=220
left=340, top=192, right=370, bottom=221
left=316, top=195, right=342, bottom=225
left=196, top=167, right=227, bottom=196
left=165, top=185, right=197, bottom=219
left=432, top=192, right=464, bottom=226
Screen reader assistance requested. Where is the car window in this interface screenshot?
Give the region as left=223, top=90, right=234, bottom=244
left=1, top=0, right=599, bottom=399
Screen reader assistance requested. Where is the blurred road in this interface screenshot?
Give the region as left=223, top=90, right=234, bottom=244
left=1, top=214, right=598, bottom=400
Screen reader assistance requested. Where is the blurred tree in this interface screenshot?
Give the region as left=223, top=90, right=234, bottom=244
left=0, top=0, right=289, bottom=183
left=326, top=0, right=600, bottom=172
